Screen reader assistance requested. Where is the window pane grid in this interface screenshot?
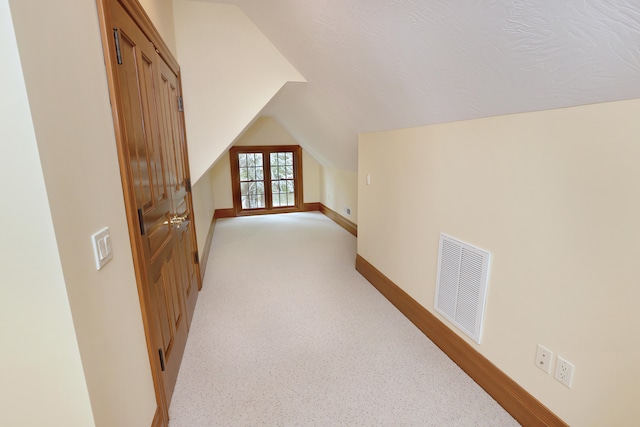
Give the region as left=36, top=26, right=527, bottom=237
left=270, top=151, right=295, bottom=207
left=234, top=148, right=299, bottom=212
left=271, top=177, right=295, bottom=208
left=239, top=153, right=265, bottom=209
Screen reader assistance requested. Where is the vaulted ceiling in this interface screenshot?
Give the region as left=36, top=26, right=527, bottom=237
left=211, top=0, right=640, bottom=171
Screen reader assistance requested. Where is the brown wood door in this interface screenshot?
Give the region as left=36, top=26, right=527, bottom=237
left=105, top=0, right=197, bottom=411
left=156, top=58, right=199, bottom=325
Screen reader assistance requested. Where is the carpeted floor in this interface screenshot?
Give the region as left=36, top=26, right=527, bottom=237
left=168, top=212, right=519, bottom=426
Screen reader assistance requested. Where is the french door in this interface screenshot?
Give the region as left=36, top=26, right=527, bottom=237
left=230, top=145, right=303, bottom=215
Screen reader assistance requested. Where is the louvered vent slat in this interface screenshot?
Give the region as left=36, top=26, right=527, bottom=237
left=437, top=240, right=461, bottom=317
left=435, top=235, right=490, bottom=344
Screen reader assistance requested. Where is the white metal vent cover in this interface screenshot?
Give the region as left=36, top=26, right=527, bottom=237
left=434, top=234, right=491, bottom=344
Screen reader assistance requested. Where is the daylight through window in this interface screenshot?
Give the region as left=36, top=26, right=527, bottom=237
left=230, top=145, right=303, bottom=215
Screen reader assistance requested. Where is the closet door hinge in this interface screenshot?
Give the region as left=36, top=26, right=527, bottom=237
left=178, top=96, right=184, bottom=112
left=137, top=208, right=145, bottom=235
left=194, top=251, right=199, bottom=264
left=185, top=178, right=191, bottom=192
left=158, top=348, right=165, bottom=371
left=113, top=28, right=122, bottom=65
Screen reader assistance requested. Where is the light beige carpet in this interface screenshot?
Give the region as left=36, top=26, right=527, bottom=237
left=169, top=212, right=519, bottom=426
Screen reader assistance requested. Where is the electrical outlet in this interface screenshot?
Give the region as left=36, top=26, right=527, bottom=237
left=535, top=344, right=553, bottom=374
left=345, top=207, right=351, bottom=216
left=555, top=356, right=575, bottom=388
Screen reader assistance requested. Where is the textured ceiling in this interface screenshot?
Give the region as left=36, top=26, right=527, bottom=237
left=210, top=0, right=640, bottom=170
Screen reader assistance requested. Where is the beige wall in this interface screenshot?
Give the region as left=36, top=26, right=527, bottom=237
left=211, top=117, right=321, bottom=208
left=0, top=2, right=95, bottom=424
left=210, top=152, right=234, bottom=209
left=173, top=0, right=305, bottom=182
left=319, top=166, right=358, bottom=224
left=303, top=150, right=321, bottom=203
left=234, top=116, right=298, bottom=147
left=8, top=0, right=157, bottom=426
left=191, top=172, right=215, bottom=256
left=138, top=0, right=177, bottom=55
left=358, top=99, right=640, bottom=426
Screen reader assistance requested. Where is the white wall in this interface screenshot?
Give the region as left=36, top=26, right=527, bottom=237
left=0, top=2, right=95, bottom=424
left=173, top=0, right=306, bottom=183
left=319, top=166, right=358, bottom=223
left=8, top=0, right=157, bottom=425
left=210, top=117, right=321, bottom=208
left=358, top=99, right=640, bottom=426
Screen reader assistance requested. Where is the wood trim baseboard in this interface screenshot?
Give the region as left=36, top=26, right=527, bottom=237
left=213, top=205, right=321, bottom=219
left=303, top=202, right=320, bottom=211
left=199, top=214, right=217, bottom=282
left=214, top=208, right=236, bottom=219
left=319, top=203, right=357, bottom=237
left=355, top=254, right=568, bottom=427
left=150, top=406, right=165, bottom=427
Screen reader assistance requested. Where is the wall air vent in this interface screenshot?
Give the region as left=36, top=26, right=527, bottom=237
left=434, top=234, right=490, bottom=344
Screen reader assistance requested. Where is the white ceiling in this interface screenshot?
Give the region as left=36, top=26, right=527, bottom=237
left=211, top=0, right=640, bottom=170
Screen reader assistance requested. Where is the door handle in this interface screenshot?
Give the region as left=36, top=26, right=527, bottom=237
left=169, top=214, right=188, bottom=227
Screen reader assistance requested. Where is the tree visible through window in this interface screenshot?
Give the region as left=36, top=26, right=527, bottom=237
left=230, top=145, right=303, bottom=215
left=270, top=152, right=295, bottom=207
left=238, top=152, right=265, bottom=209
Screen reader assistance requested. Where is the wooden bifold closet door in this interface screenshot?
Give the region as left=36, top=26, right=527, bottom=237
left=97, top=0, right=200, bottom=424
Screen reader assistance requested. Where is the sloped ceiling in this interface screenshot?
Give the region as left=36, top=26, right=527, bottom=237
left=210, top=0, right=640, bottom=171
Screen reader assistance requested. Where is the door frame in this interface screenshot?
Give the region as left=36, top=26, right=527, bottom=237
left=95, top=0, right=198, bottom=424
left=229, top=145, right=304, bottom=216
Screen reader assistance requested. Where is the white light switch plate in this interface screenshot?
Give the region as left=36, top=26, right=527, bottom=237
left=91, top=226, right=113, bottom=270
